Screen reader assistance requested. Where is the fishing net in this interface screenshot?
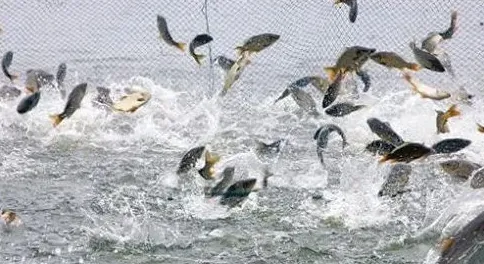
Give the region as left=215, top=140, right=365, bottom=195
left=1, top=0, right=481, bottom=100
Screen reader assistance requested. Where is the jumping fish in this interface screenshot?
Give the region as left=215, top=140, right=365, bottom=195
left=334, top=0, right=358, bottom=23
left=324, top=46, right=376, bottom=82
left=403, top=72, right=450, bottom=100
left=322, top=71, right=345, bottom=108
left=365, top=140, right=396, bottom=156
left=409, top=41, right=445, bottom=72
left=431, top=138, right=471, bottom=154
left=440, top=159, right=481, bottom=180
left=366, top=118, right=405, bottom=147
left=221, top=51, right=252, bottom=96
left=56, top=63, right=67, bottom=99
left=206, top=166, right=235, bottom=198
left=16, top=91, right=41, bottom=114
left=314, top=124, right=348, bottom=164
left=235, top=33, right=280, bottom=55
left=436, top=105, right=460, bottom=134
left=356, top=70, right=371, bottom=92
left=189, top=34, right=213, bottom=65
left=2, top=51, right=17, bottom=82
left=379, top=142, right=433, bottom=164
left=49, top=83, right=87, bottom=127
left=198, top=150, right=221, bottom=180
left=378, top=164, right=412, bottom=197
left=156, top=15, right=186, bottom=52
left=324, top=102, right=365, bottom=117
left=370, top=51, right=421, bottom=71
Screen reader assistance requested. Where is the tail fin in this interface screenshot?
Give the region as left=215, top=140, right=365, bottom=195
left=444, top=104, right=460, bottom=119
left=49, top=114, right=63, bottom=127
left=205, top=151, right=220, bottom=179
left=323, top=66, right=340, bottom=82
left=176, top=42, right=186, bottom=52
left=478, top=123, right=484, bottom=133
left=194, top=54, right=206, bottom=66
left=408, top=63, right=421, bottom=71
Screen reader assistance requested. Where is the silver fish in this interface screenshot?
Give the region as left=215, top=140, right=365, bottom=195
left=440, top=159, right=481, bottom=180
left=366, top=118, right=405, bottom=147
left=49, top=83, right=87, bottom=127
left=322, top=72, right=344, bottom=108
left=206, top=167, right=235, bottom=198
left=335, top=0, right=358, bottom=23
left=16, top=91, right=41, bottom=114
left=365, top=140, right=396, bottom=156
left=431, top=138, right=471, bottom=154
left=220, top=178, right=257, bottom=208
left=409, top=41, right=445, bottom=72
left=176, top=146, right=206, bottom=175
left=324, top=102, right=365, bottom=117
left=2, top=51, right=16, bottom=82
left=214, top=56, right=235, bottom=72
left=289, top=86, right=320, bottom=117
left=235, top=33, right=280, bottom=55
left=314, top=124, right=348, bottom=164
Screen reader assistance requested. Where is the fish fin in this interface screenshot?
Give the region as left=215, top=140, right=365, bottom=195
left=176, top=42, right=186, bottom=52
left=194, top=54, right=206, bottom=66
left=408, top=63, right=421, bottom=71
left=49, top=114, right=63, bottom=127
left=323, top=67, right=340, bottom=82
left=444, top=104, right=460, bottom=119
left=477, top=123, right=484, bottom=133
left=378, top=156, right=389, bottom=164
left=440, top=237, right=455, bottom=254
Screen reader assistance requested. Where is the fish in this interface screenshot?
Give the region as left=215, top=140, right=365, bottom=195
left=324, top=46, right=376, bottom=82
left=0, top=85, right=21, bottom=100
left=176, top=146, right=206, bottom=175
left=221, top=50, right=251, bottom=96
left=378, top=164, right=412, bottom=197
left=206, top=166, right=235, bottom=198
left=275, top=76, right=329, bottom=104
left=335, top=0, right=358, bottom=23
left=439, top=159, right=481, bottom=180
left=111, top=90, right=151, bottom=113
left=314, top=124, right=348, bottom=164
left=214, top=55, right=235, bottom=71
left=25, top=69, right=55, bottom=93
left=49, top=83, right=87, bottom=127
left=189, top=34, right=213, bottom=65
left=365, top=140, right=396, bottom=156
left=478, top=123, right=484, bottom=133
left=56, top=63, right=67, bottom=99
left=424, top=10, right=458, bottom=54
left=431, top=138, right=471, bottom=154
left=403, top=72, right=450, bottom=100
left=409, top=41, right=445, bottom=72
left=366, top=118, right=405, bottom=147
left=156, top=15, right=186, bottom=52
left=289, top=86, right=320, bottom=116
left=436, top=105, right=460, bottom=134
left=2, top=51, right=17, bottom=82
left=379, top=142, right=433, bottom=164
left=324, top=102, right=365, bottom=117
left=470, top=168, right=484, bottom=189
left=255, top=139, right=285, bottom=158
left=322, top=71, right=345, bottom=108
left=436, top=209, right=484, bottom=264
left=235, top=33, right=280, bottom=55
left=92, top=86, right=113, bottom=111
left=370, top=52, right=421, bottom=71
left=1, top=209, right=22, bottom=227
left=198, top=150, right=221, bottom=180
left=16, top=91, right=41, bottom=114
left=220, top=178, right=257, bottom=208
left=356, top=70, right=371, bottom=92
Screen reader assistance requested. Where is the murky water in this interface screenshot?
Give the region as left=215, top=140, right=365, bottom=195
left=1, top=0, right=484, bottom=263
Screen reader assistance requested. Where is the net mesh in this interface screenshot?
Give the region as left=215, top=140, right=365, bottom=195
left=0, top=0, right=483, bottom=107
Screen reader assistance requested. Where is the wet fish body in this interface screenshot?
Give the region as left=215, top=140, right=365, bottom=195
left=221, top=51, right=251, bottom=95
left=380, top=142, right=432, bottom=163
left=189, top=34, right=213, bottom=65
left=322, top=72, right=344, bottom=108
left=366, top=118, right=405, bottom=147
left=236, top=33, right=280, bottom=55
left=365, top=140, right=396, bottom=156
left=214, top=56, right=235, bottom=71
left=378, top=164, right=412, bottom=197
left=206, top=167, right=235, bottom=198
left=324, top=46, right=376, bottom=81
left=335, top=0, right=358, bottom=23
left=470, top=168, right=484, bottom=189
left=431, top=138, right=471, bottom=154
left=177, top=146, right=206, bottom=175
left=16, top=91, right=41, bottom=114
left=370, top=51, right=420, bottom=71
left=290, top=87, right=320, bottom=116
left=403, top=73, right=450, bottom=100
left=49, top=83, right=87, bottom=127
left=156, top=15, right=186, bottom=52
left=356, top=70, right=371, bottom=92
left=56, top=63, right=67, bottom=98
left=220, top=178, right=257, bottom=208
left=2, top=51, right=16, bottom=82
left=436, top=105, right=460, bottom=134
left=25, top=69, right=55, bottom=93
left=314, top=124, right=347, bottom=164
left=111, top=91, right=151, bottom=113
left=440, top=159, right=481, bottom=179
left=324, top=102, right=365, bottom=117
left=410, top=41, right=445, bottom=72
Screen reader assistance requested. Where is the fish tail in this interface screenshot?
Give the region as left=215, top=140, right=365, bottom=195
left=408, top=63, right=421, bottom=71
left=176, top=42, right=186, bottom=52
left=205, top=151, right=220, bottom=179
left=444, top=104, right=460, bottom=119
left=194, top=54, right=206, bottom=66
left=323, top=66, right=341, bottom=82
left=49, top=114, right=63, bottom=127
left=478, top=123, right=484, bottom=133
